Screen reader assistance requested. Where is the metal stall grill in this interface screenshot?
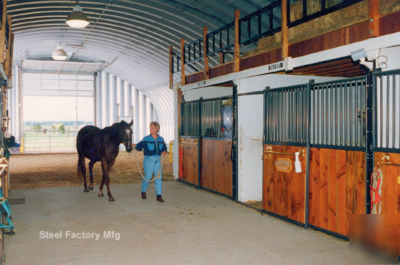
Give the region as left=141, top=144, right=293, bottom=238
left=265, top=84, right=308, bottom=145
left=374, top=69, right=400, bottom=152
left=180, top=97, right=234, bottom=197
left=263, top=77, right=368, bottom=237
left=201, top=99, right=222, bottom=138
left=181, top=101, right=199, bottom=137
left=310, top=78, right=367, bottom=150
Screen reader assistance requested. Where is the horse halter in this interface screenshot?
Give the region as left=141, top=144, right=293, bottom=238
left=119, top=122, right=133, bottom=152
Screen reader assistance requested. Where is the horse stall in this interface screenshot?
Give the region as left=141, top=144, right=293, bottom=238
left=261, top=76, right=367, bottom=234
left=178, top=62, right=400, bottom=258
left=257, top=66, right=400, bottom=255
left=179, top=85, right=234, bottom=197
left=236, top=74, right=347, bottom=213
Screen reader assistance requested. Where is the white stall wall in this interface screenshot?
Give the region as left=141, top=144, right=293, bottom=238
left=237, top=74, right=343, bottom=202
left=182, top=86, right=232, bottom=101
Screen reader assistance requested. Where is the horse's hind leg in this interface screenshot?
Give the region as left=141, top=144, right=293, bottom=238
left=88, top=160, right=96, bottom=190
left=98, top=158, right=107, bottom=197
left=78, top=154, right=89, bottom=192
left=101, top=158, right=115, bottom=201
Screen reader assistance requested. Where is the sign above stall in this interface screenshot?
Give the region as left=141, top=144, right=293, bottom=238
left=274, top=157, right=292, bottom=173
left=267, top=57, right=294, bottom=72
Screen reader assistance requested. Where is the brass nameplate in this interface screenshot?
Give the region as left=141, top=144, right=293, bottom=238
left=274, top=157, right=292, bottom=173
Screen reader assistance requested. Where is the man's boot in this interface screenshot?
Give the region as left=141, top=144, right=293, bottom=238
left=156, top=195, right=164, bottom=202
left=141, top=192, right=147, bottom=199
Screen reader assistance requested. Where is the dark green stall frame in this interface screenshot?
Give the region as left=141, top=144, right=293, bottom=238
left=179, top=96, right=235, bottom=198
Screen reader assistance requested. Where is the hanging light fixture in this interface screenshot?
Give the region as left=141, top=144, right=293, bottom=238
left=66, top=0, right=90, bottom=28
left=52, top=45, right=68, bottom=61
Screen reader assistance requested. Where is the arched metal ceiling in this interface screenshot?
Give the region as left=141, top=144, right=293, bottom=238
left=8, top=0, right=272, bottom=132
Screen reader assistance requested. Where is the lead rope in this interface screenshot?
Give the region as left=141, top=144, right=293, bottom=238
left=370, top=167, right=383, bottom=215
left=134, top=150, right=164, bottom=183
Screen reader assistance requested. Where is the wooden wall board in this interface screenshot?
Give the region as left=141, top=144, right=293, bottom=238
left=180, top=137, right=199, bottom=185
left=263, top=145, right=306, bottom=223
left=200, top=139, right=233, bottom=197
left=374, top=152, right=400, bottom=215
left=308, top=148, right=366, bottom=236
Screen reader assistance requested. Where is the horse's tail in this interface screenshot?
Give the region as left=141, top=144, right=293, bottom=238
left=77, top=154, right=85, bottom=181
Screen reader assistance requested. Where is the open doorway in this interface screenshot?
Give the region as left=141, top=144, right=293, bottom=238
left=22, top=72, right=94, bottom=152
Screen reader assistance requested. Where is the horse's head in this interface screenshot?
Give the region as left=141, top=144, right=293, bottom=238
left=119, top=120, right=133, bottom=152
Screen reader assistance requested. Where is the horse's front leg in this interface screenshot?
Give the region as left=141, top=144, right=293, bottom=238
left=100, top=157, right=115, bottom=201
left=88, top=160, right=96, bottom=190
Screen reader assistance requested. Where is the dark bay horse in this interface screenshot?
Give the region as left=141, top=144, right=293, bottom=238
left=76, top=120, right=133, bottom=201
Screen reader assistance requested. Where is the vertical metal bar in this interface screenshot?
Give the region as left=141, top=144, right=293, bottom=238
left=287, top=90, right=290, bottom=142
left=299, top=89, right=302, bottom=143
left=270, top=92, right=273, bottom=142
left=232, top=85, right=238, bottom=200
left=379, top=75, right=383, bottom=148
left=321, top=85, right=324, bottom=145
left=366, top=66, right=375, bottom=214
left=303, top=0, right=307, bottom=18
left=341, top=83, right=344, bottom=146
left=311, top=87, right=314, bottom=144
left=303, top=87, right=306, bottom=143
left=392, top=74, right=396, bottom=148
left=247, top=18, right=251, bottom=40
left=268, top=92, right=271, bottom=142
left=285, top=90, right=288, bottom=142
left=278, top=92, right=281, bottom=142
left=351, top=82, right=355, bottom=147
left=274, top=92, right=277, bottom=142
left=324, top=85, right=327, bottom=145
left=219, top=28, right=222, bottom=50
left=330, top=84, right=334, bottom=146
left=212, top=33, right=215, bottom=53
left=346, top=81, right=350, bottom=146
left=270, top=9, right=274, bottom=31
left=305, top=79, right=314, bottom=229
left=294, top=89, right=297, bottom=142
left=373, top=75, right=377, bottom=152
left=264, top=87, right=269, bottom=143
left=198, top=97, right=202, bottom=188
left=355, top=81, right=359, bottom=146
left=316, top=86, right=320, bottom=145
left=386, top=76, right=390, bottom=148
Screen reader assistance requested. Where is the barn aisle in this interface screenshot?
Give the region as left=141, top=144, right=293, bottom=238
left=4, top=182, right=382, bottom=265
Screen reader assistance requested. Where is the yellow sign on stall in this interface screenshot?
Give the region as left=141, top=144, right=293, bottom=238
left=274, top=157, right=292, bottom=173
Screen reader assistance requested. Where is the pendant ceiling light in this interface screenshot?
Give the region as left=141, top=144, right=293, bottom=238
left=66, top=0, right=90, bottom=28
left=52, top=46, right=67, bottom=61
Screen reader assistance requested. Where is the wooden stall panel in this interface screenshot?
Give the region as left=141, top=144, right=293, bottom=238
left=374, top=152, right=400, bottom=215
left=180, top=137, right=199, bottom=185
left=201, top=139, right=232, bottom=197
left=372, top=150, right=400, bottom=260
left=309, top=148, right=365, bottom=237
left=263, top=145, right=306, bottom=224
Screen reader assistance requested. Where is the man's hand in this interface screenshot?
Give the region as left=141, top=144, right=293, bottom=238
left=162, top=151, right=167, bottom=156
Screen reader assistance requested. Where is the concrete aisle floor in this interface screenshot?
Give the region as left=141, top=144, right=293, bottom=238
left=3, top=182, right=385, bottom=265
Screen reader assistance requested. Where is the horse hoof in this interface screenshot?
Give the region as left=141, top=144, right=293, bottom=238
left=89, top=186, right=94, bottom=190
left=84, top=188, right=89, bottom=192
left=98, top=192, right=104, bottom=197
left=109, top=197, right=115, bottom=202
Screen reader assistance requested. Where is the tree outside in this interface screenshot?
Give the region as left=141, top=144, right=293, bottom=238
left=32, top=123, right=42, bottom=132
left=58, top=124, right=66, bottom=134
